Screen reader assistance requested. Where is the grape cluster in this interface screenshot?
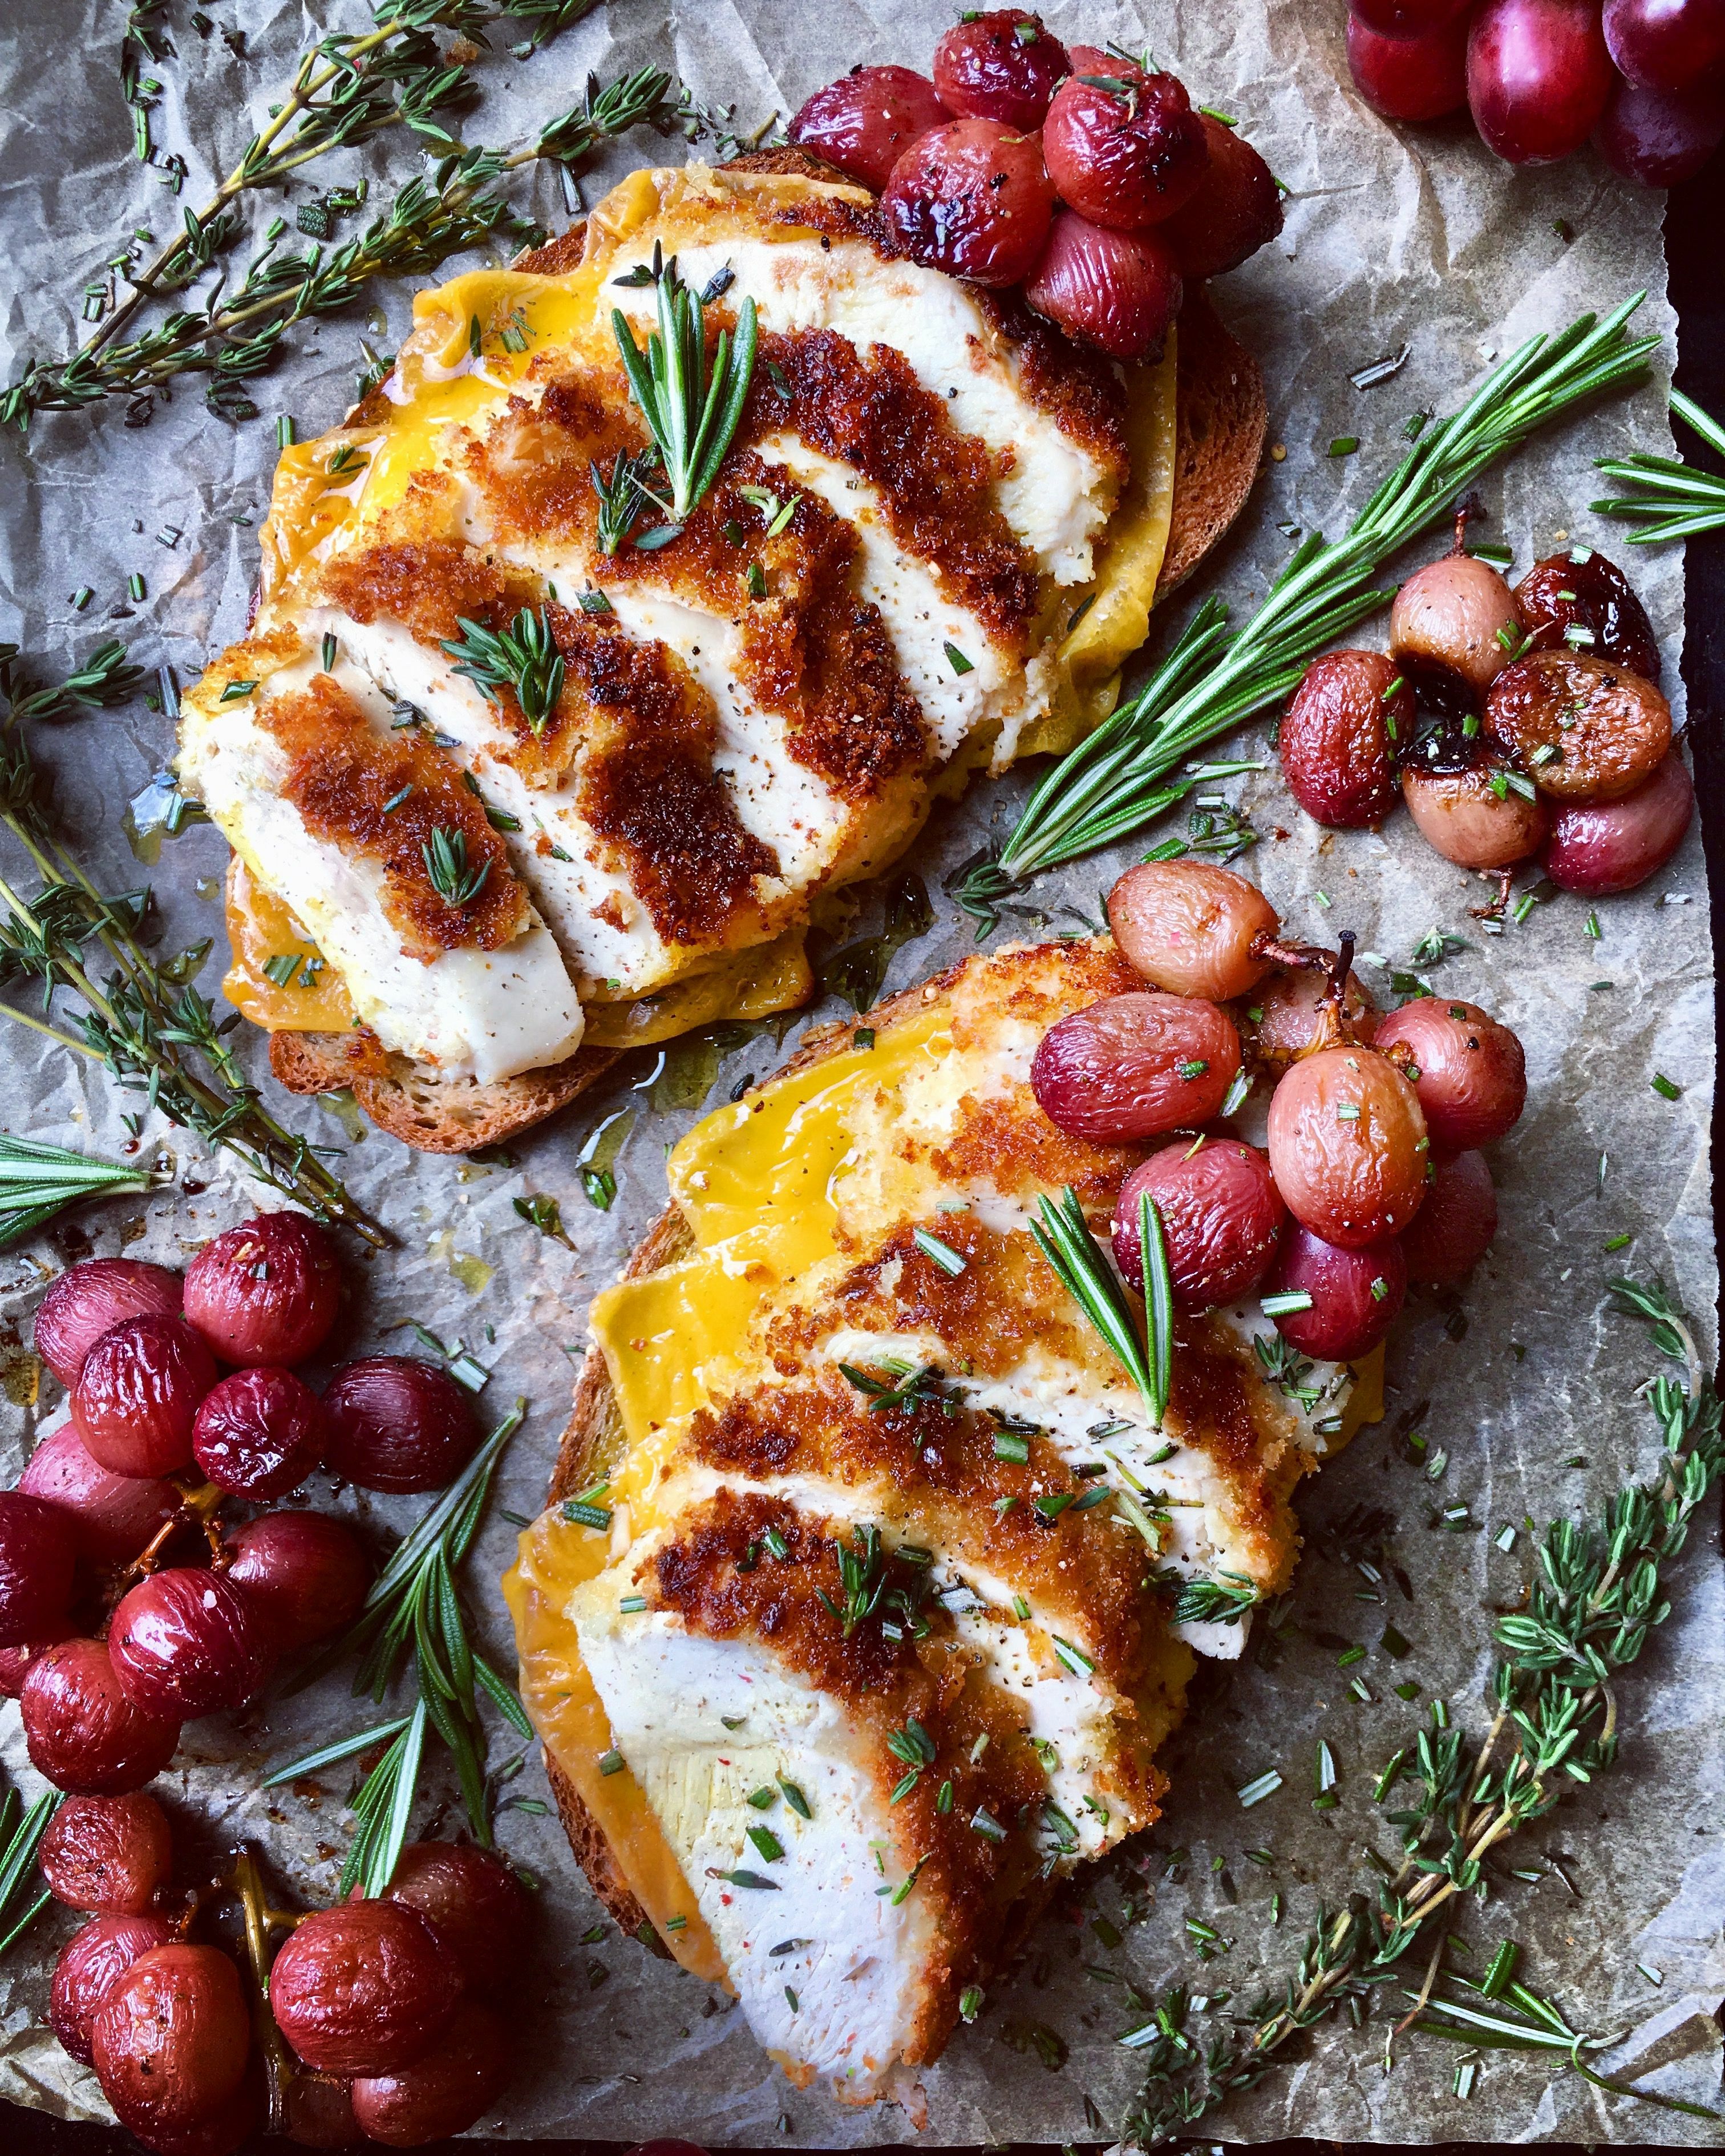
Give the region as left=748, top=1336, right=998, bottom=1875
left=789, top=14, right=1283, bottom=360
left=1033, top=858, right=1528, bottom=1359
left=1345, top=0, right=1724, bottom=186
left=3, top=1215, right=483, bottom=1797
left=1277, top=534, right=1693, bottom=900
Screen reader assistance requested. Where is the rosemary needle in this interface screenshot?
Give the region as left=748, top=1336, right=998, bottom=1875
left=1593, top=386, right=1725, bottom=544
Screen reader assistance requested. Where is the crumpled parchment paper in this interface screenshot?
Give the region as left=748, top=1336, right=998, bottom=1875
left=0, top=0, right=1717, bottom=2143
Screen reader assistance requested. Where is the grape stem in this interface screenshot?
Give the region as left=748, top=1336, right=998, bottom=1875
left=229, top=1843, right=302, bottom=2136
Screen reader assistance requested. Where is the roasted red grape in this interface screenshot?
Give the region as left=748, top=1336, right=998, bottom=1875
left=382, top=1842, right=533, bottom=1995
left=1595, top=71, right=1725, bottom=182
left=1351, top=0, right=1473, bottom=30
left=1542, top=749, right=1694, bottom=893
left=1401, top=761, right=1548, bottom=868
left=1346, top=10, right=1471, bottom=118
left=222, top=1510, right=369, bottom=1651
left=35, top=1259, right=183, bottom=1390
left=1512, top=548, right=1661, bottom=681
left=183, top=1212, right=341, bottom=1367
left=92, top=1942, right=251, bottom=2138
left=0, top=1624, right=76, bottom=1699
left=41, top=1792, right=172, bottom=1915
left=1107, top=860, right=1279, bottom=1002
left=1022, top=212, right=1183, bottom=359
left=1374, top=998, right=1528, bottom=1151
left=1279, top=650, right=1412, bottom=828
left=269, top=1902, right=463, bottom=2076
left=350, top=1999, right=511, bottom=2146
left=1485, top=651, right=1671, bottom=800
left=882, top=117, right=1054, bottom=285
left=1467, top=0, right=1615, bottom=163
left=788, top=66, right=949, bottom=193
left=1266, top=1046, right=1429, bottom=1246
left=1042, top=50, right=1209, bottom=229
left=1113, top=1139, right=1286, bottom=1309
left=1161, top=113, right=1283, bottom=278
left=110, top=1569, right=272, bottom=1719
left=321, top=1357, right=479, bottom=1494
left=0, top=1490, right=78, bottom=1647
left=191, top=1366, right=327, bottom=1498
left=21, top=1638, right=180, bottom=1793
left=51, top=1913, right=175, bottom=2064
left=19, top=1424, right=178, bottom=1565
left=932, top=11, right=1068, bottom=129
left=1248, top=961, right=1378, bottom=1071
left=1400, top=1149, right=1499, bottom=1283
left=133, top=2070, right=262, bottom=2156
left=1603, top=0, right=1725, bottom=87
left=1031, top=993, right=1243, bottom=1141
left=283, top=2070, right=362, bottom=2150
left=1263, top=1225, right=1407, bottom=1360
left=1390, top=550, right=1520, bottom=704
left=72, top=1314, right=218, bottom=1478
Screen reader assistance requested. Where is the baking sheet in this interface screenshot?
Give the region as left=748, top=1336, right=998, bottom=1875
left=0, top=0, right=1718, bottom=2142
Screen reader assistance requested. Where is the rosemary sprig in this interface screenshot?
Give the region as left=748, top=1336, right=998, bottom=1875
left=816, top=1523, right=888, bottom=1637
left=441, top=607, right=564, bottom=734
left=1139, top=1188, right=1173, bottom=1426
left=0, top=1781, right=62, bottom=1960
left=610, top=248, right=758, bottom=523
left=838, top=1356, right=963, bottom=1416
left=421, top=825, right=491, bottom=906
left=1030, top=1186, right=1161, bottom=1423
left=1593, top=386, right=1725, bottom=543
left=0, top=1133, right=163, bottom=1248
left=958, top=297, right=1659, bottom=919
left=1148, top=1566, right=1260, bottom=1628
left=0, top=640, right=141, bottom=724
left=590, top=445, right=666, bottom=554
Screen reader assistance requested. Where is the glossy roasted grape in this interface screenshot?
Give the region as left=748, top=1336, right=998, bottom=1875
left=282, top=2070, right=362, bottom=2150
left=1263, top=1225, right=1407, bottom=1360
left=1022, top=212, right=1183, bottom=359
left=222, top=1511, right=369, bottom=1652
left=269, top=1902, right=463, bottom=2076
left=1160, top=112, right=1283, bottom=278
left=191, top=1367, right=327, bottom=1499
left=350, top=1999, right=511, bottom=2146
left=1603, top=0, right=1725, bottom=87
left=0, top=1490, right=78, bottom=1647
left=19, top=1424, right=179, bottom=1566
left=109, top=1569, right=272, bottom=1720
left=91, top=1942, right=252, bottom=2139
left=1389, top=551, right=1520, bottom=704
left=34, top=1259, right=183, bottom=1390
left=1484, top=650, right=1671, bottom=800
left=183, top=1212, right=341, bottom=1367
left=1542, top=749, right=1695, bottom=894
left=789, top=66, right=949, bottom=192
left=1246, top=961, right=1378, bottom=1072
left=72, top=1314, right=218, bottom=1478
left=1266, top=1046, right=1429, bottom=1246
left=1279, top=650, right=1412, bottom=827
left=41, top=1792, right=173, bottom=1915
left=21, top=1638, right=181, bottom=1794
left=51, top=1914, right=175, bottom=2064
left=1400, top=1149, right=1499, bottom=1284
left=1107, top=860, right=1279, bottom=1002
left=1401, top=761, right=1548, bottom=868
left=1595, top=71, right=1725, bottom=182
left=0, top=1623, right=76, bottom=1699
left=382, top=1842, right=533, bottom=1995
left=882, top=118, right=1054, bottom=285
left=1512, top=548, right=1661, bottom=681
left=1351, top=0, right=1473, bottom=30
left=321, top=1357, right=480, bottom=1494
left=932, top=11, right=1068, bottom=129
left=1112, top=1139, right=1286, bottom=1309
left=1346, top=9, right=1471, bottom=117
left=1042, top=51, right=1209, bottom=229
left=1467, top=0, right=1615, bottom=163
left=1031, top=992, right=1243, bottom=1141
left=135, top=2069, right=262, bottom=2156
left=1374, top=997, right=1528, bottom=1151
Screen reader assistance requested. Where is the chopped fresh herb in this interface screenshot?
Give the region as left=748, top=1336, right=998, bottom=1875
left=943, top=641, right=974, bottom=676
left=1651, top=1072, right=1682, bottom=1100
left=747, top=1825, right=784, bottom=1862
left=441, top=607, right=564, bottom=736
left=421, top=825, right=491, bottom=908
left=912, top=1226, right=966, bottom=1275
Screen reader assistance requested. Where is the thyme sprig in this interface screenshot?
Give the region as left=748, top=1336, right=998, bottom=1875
left=958, top=297, right=1659, bottom=921
left=1593, top=386, right=1725, bottom=543
left=442, top=606, right=565, bottom=735
left=611, top=248, right=759, bottom=522
left=1030, top=1186, right=1162, bottom=1423
left=0, top=1781, right=61, bottom=1960
left=0, top=1133, right=163, bottom=1249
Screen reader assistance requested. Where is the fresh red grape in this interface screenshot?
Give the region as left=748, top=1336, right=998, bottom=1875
left=0, top=1490, right=78, bottom=1647
left=34, top=1259, right=183, bottom=1390
left=1107, top=860, right=1279, bottom=1002
left=1113, top=1139, right=1286, bottom=1309
left=381, top=1842, right=533, bottom=1995
left=51, top=1913, right=175, bottom=2064
left=91, top=1942, right=252, bottom=2139
left=1513, top=548, right=1662, bottom=680
left=932, top=11, right=1068, bottom=129
left=882, top=118, right=1055, bottom=285
left=321, top=1357, right=480, bottom=1494
left=1390, top=552, right=1520, bottom=704
left=1022, top=212, right=1183, bottom=359
left=283, top=2070, right=361, bottom=2150
left=1351, top=0, right=1473, bottom=31
left=109, top=1568, right=272, bottom=1719
left=1542, top=749, right=1695, bottom=893
left=0, top=1623, right=76, bottom=1698
left=1401, top=761, right=1549, bottom=868
left=41, top=1792, right=173, bottom=1914
left=1596, top=72, right=1725, bottom=183
left=1467, top=0, right=1615, bottom=164
left=1266, top=1046, right=1430, bottom=1246
left=1603, top=0, right=1725, bottom=87
left=19, top=1424, right=179, bottom=1565
left=1263, top=1225, right=1407, bottom=1360
left=183, top=1212, right=341, bottom=1367
left=350, top=1998, right=511, bottom=2146
left=222, top=1511, right=369, bottom=1651
left=269, top=1903, right=463, bottom=2076
left=1161, top=112, right=1284, bottom=278
left=1346, top=10, right=1471, bottom=118
left=72, top=1314, right=218, bottom=1478
left=1485, top=651, right=1672, bottom=799
left=1374, top=998, right=1528, bottom=1152
left=1042, top=52, right=1209, bottom=229
left=1031, top=993, right=1243, bottom=1141
left=1247, top=962, right=1378, bottom=1071
left=1279, top=650, right=1412, bottom=828
left=1400, top=1149, right=1499, bottom=1283
left=191, top=1366, right=327, bottom=1498
left=21, top=1638, right=181, bottom=1793
left=788, top=66, right=949, bottom=192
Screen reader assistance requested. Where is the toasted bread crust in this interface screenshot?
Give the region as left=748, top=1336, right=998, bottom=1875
left=1159, top=286, right=1268, bottom=595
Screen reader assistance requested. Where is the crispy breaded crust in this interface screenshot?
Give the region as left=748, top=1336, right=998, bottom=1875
left=268, top=1030, right=618, bottom=1152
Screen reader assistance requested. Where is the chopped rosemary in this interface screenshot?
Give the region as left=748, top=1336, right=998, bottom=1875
left=421, top=825, right=491, bottom=907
